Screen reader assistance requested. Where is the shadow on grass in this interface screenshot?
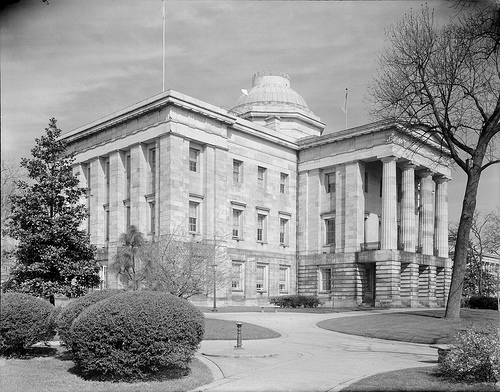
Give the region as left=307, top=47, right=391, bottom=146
left=67, top=362, right=192, bottom=383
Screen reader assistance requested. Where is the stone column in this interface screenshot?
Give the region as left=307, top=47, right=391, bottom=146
left=434, top=176, right=449, bottom=258
left=380, top=157, right=397, bottom=250
left=344, top=161, right=364, bottom=252
left=400, top=262, right=419, bottom=307
left=401, top=163, right=416, bottom=252
left=418, top=171, right=434, bottom=255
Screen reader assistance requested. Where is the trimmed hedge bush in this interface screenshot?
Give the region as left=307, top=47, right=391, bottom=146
left=0, top=293, right=55, bottom=356
left=57, top=289, right=123, bottom=348
left=70, top=291, right=205, bottom=381
left=468, top=295, right=498, bottom=310
left=439, top=327, right=500, bottom=383
left=269, top=295, right=323, bottom=308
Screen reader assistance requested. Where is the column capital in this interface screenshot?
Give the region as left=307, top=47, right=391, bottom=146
left=418, top=169, right=434, bottom=178
left=400, top=161, right=417, bottom=170
left=433, top=175, right=450, bottom=184
left=379, top=156, right=398, bottom=163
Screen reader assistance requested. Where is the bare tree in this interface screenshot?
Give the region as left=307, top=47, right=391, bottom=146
left=110, top=225, right=148, bottom=291
left=140, top=232, right=230, bottom=299
left=450, top=210, right=500, bottom=298
left=1, top=160, right=23, bottom=230
left=367, top=4, right=500, bottom=319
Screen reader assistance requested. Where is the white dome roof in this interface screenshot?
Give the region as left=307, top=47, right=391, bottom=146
left=230, top=72, right=313, bottom=115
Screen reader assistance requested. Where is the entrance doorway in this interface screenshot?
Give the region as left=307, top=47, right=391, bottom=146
left=362, top=264, right=376, bottom=305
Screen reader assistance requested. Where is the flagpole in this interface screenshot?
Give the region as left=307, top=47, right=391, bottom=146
left=341, top=88, right=348, bottom=130
left=162, top=0, right=166, bottom=92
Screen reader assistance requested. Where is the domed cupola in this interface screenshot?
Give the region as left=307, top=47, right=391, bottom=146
left=230, top=71, right=324, bottom=139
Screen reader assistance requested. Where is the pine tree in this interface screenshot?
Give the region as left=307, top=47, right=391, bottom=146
left=4, top=118, right=100, bottom=301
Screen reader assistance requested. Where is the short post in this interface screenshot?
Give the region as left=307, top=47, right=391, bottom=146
left=235, top=322, right=243, bottom=349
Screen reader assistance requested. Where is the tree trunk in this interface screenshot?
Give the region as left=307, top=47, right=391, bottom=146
left=445, top=168, right=481, bottom=319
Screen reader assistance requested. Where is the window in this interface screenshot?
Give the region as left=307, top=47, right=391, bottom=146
left=149, top=202, right=155, bottom=235
left=379, top=178, right=383, bottom=197
left=149, top=147, right=156, bottom=193
left=231, top=262, right=244, bottom=291
left=397, top=183, right=402, bottom=203
left=125, top=205, right=131, bottom=229
left=125, top=153, right=131, bottom=199
left=104, top=158, right=110, bottom=203
left=326, top=173, right=335, bottom=193
left=233, top=160, right=242, bottom=183
left=364, top=171, right=368, bottom=193
left=279, top=218, right=288, bottom=245
left=279, top=266, right=289, bottom=293
left=189, top=148, right=199, bottom=172
left=280, top=173, right=288, bottom=194
left=232, top=209, right=242, bottom=239
left=99, top=265, right=108, bottom=290
left=258, top=166, right=266, bottom=189
left=326, top=219, right=335, bottom=245
left=320, top=268, right=332, bottom=292
left=257, top=213, right=267, bottom=242
left=189, top=202, right=198, bottom=233
left=256, top=264, right=268, bottom=292
left=104, top=206, right=110, bottom=241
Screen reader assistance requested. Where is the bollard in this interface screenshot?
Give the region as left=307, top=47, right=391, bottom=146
left=235, top=322, right=243, bottom=349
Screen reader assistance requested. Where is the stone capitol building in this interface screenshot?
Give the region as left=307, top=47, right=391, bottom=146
left=62, top=71, right=452, bottom=308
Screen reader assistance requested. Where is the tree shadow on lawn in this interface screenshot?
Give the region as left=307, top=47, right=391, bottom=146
left=317, top=309, right=498, bottom=345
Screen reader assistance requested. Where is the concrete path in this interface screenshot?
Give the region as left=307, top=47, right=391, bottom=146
left=194, top=310, right=438, bottom=392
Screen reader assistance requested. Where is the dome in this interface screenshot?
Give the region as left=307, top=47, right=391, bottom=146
left=230, top=71, right=313, bottom=116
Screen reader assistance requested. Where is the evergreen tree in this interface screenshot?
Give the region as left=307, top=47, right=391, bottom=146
left=4, top=118, right=100, bottom=301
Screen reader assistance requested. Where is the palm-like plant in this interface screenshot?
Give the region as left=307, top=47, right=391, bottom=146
left=111, top=225, right=146, bottom=291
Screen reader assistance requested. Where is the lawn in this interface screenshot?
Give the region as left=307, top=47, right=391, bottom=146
left=343, top=366, right=500, bottom=391
left=0, top=317, right=280, bottom=392
left=317, top=308, right=499, bottom=344
left=204, top=317, right=281, bottom=340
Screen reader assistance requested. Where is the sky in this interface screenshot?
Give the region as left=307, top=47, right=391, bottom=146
left=1, top=0, right=499, bottom=223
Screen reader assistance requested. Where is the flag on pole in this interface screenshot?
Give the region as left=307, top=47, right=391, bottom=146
left=341, top=88, right=348, bottom=114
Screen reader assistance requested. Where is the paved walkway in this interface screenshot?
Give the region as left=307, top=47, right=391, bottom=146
left=194, top=310, right=438, bottom=392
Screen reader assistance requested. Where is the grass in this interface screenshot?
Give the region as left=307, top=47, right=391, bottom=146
left=204, top=317, right=281, bottom=340
left=317, top=308, right=499, bottom=344
left=342, top=366, right=500, bottom=391
left=0, top=317, right=280, bottom=392
left=0, top=348, right=213, bottom=392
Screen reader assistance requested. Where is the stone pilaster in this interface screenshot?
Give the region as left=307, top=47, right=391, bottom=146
left=130, top=144, right=148, bottom=233
left=380, top=157, right=397, bottom=250
left=344, top=161, right=364, bottom=252
left=335, top=165, right=345, bottom=253
left=108, top=151, right=125, bottom=243
left=375, top=259, right=401, bottom=307
left=418, top=171, right=434, bottom=255
left=434, top=176, right=449, bottom=258
left=400, top=262, right=419, bottom=307
left=89, top=158, right=105, bottom=246
left=401, top=163, right=416, bottom=252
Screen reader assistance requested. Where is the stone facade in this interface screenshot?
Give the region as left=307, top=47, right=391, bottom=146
left=63, top=72, right=453, bottom=308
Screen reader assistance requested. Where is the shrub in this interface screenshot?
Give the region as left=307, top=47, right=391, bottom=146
left=56, top=289, right=123, bottom=348
left=468, top=295, right=498, bottom=310
left=439, top=326, right=500, bottom=383
left=70, top=291, right=205, bottom=381
left=269, top=295, right=323, bottom=308
left=0, top=293, right=55, bottom=356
